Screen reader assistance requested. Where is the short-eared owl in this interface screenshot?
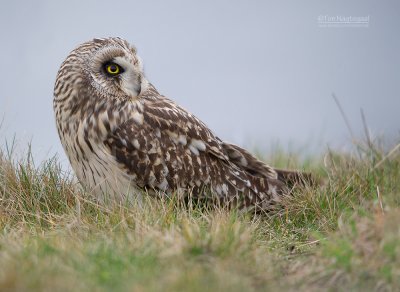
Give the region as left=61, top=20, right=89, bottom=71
left=54, top=37, right=308, bottom=211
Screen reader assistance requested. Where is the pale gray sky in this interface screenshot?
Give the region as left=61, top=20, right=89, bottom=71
left=0, top=0, right=399, bottom=167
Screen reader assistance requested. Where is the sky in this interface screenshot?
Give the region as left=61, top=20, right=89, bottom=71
left=0, top=0, right=399, bottom=168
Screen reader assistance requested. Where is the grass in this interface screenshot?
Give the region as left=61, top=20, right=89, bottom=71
left=0, top=138, right=399, bottom=291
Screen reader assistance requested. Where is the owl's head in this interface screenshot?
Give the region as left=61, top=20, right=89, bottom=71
left=55, top=37, right=148, bottom=103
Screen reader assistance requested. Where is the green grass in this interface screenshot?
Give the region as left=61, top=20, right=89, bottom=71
left=0, top=139, right=399, bottom=291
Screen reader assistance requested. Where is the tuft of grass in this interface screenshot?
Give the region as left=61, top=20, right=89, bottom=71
left=0, top=138, right=399, bottom=291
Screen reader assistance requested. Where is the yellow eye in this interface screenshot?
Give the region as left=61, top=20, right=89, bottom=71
left=105, top=63, right=122, bottom=75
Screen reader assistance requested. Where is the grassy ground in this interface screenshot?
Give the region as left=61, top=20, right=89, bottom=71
left=0, top=140, right=399, bottom=291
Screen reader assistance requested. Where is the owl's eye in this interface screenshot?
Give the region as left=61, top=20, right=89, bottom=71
left=104, top=62, right=124, bottom=76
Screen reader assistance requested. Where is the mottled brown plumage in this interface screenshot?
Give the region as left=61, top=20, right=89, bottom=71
left=53, top=37, right=309, bottom=211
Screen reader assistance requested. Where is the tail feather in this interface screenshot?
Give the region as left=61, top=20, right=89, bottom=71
left=274, top=168, right=315, bottom=188
left=221, top=142, right=315, bottom=198
left=222, top=142, right=314, bottom=185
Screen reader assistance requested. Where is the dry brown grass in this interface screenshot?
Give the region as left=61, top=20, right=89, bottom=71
left=0, top=138, right=399, bottom=291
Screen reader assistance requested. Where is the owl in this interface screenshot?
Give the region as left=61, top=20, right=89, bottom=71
left=53, top=37, right=309, bottom=212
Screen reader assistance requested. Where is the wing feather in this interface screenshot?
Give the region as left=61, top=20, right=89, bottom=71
left=221, top=142, right=278, bottom=179
left=104, top=95, right=235, bottom=192
left=103, top=86, right=292, bottom=210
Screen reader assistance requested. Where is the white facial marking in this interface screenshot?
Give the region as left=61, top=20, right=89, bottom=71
left=114, top=56, right=141, bottom=97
